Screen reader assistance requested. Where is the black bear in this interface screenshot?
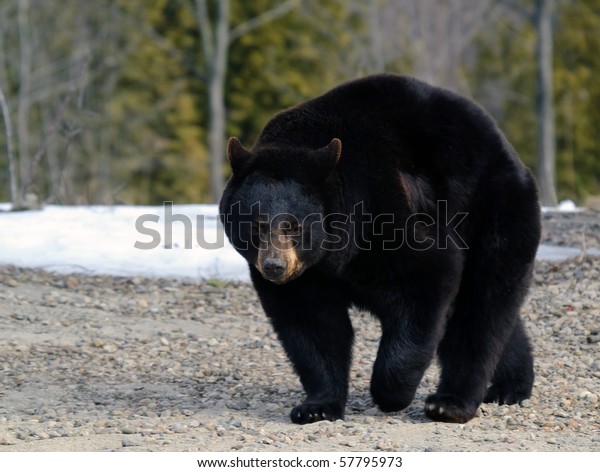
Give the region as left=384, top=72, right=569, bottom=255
left=219, top=74, right=540, bottom=425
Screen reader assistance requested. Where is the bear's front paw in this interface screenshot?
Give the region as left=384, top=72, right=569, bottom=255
left=290, top=403, right=344, bottom=424
left=424, top=393, right=478, bottom=423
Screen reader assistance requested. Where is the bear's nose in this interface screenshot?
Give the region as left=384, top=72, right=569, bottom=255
left=263, top=258, right=287, bottom=280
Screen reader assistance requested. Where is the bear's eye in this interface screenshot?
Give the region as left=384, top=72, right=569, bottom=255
left=277, top=220, right=300, bottom=235
left=252, top=221, right=267, bottom=236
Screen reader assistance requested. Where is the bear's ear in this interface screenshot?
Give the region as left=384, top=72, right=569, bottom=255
left=311, top=138, right=342, bottom=177
left=227, top=137, right=255, bottom=175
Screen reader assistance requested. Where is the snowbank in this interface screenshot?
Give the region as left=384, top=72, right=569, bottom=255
left=0, top=204, right=249, bottom=281
left=0, top=203, right=596, bottom=281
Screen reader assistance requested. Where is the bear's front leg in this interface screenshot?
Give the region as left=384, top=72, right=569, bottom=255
left=367, top=285, right=452, bottom=414
left=251, top=267, right=354, bottom=424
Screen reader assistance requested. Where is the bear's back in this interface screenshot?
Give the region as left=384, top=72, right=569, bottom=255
left=256, top=74, right=503, bottom=161
left=255, top=75, right=431, bottom=149
left=255, top=74, right=514, bottom=179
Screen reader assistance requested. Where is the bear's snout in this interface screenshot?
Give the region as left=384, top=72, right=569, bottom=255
left=257, top=245, right=304, bottom=284
left=262, top=257, right=287, bottom=281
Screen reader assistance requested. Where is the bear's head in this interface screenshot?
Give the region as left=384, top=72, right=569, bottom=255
left=219, top=137, right=342, bottom=284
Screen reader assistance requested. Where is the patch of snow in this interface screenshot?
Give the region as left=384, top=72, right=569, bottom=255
left=536, top=244, right=600, bottom=261
left=541, top=199, right=582, bottom=213
left=557, top=199, right=577, bottom=211
left=0, top=204, right=249, bottom=281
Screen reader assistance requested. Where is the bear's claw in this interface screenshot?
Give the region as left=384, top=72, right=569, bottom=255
left=484, top=384, right=531, bottom=405
left=290, top=403, right=343, bottom=424
left=424, top=393, right=478, bottom=423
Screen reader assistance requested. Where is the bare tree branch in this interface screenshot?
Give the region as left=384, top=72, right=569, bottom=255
left=20, top=57, right=88, bottom=201
left=455, top=1, right=495, bottom=53
left=501, top=0, right=534, bottom=21
left=228, top=0, right=299, bottom=45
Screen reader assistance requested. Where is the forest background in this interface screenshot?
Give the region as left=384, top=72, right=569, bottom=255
left=0, top=0, right=598, bottom=208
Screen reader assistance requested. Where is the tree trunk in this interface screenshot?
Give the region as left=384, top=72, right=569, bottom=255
left=208, top=0, right=229, bottom=203
left=17, top=0, right=32, bottom=193
left=534, top=0, right=558, bottom=206
left=0, top=83, right=19, bottom=207
left=368, top=0, right=385, bottom=72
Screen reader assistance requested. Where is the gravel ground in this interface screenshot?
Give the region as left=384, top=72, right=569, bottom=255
left=0, top=211, right=599, bottom=452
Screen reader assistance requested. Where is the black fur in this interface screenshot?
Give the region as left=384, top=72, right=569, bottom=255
left=219, top=74, right=540, bottom=425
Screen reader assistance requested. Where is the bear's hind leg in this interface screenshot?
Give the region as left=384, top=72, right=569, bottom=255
left=484, top=317, right=534, bottom=405
left=425, top=259, right=536, bottom=424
